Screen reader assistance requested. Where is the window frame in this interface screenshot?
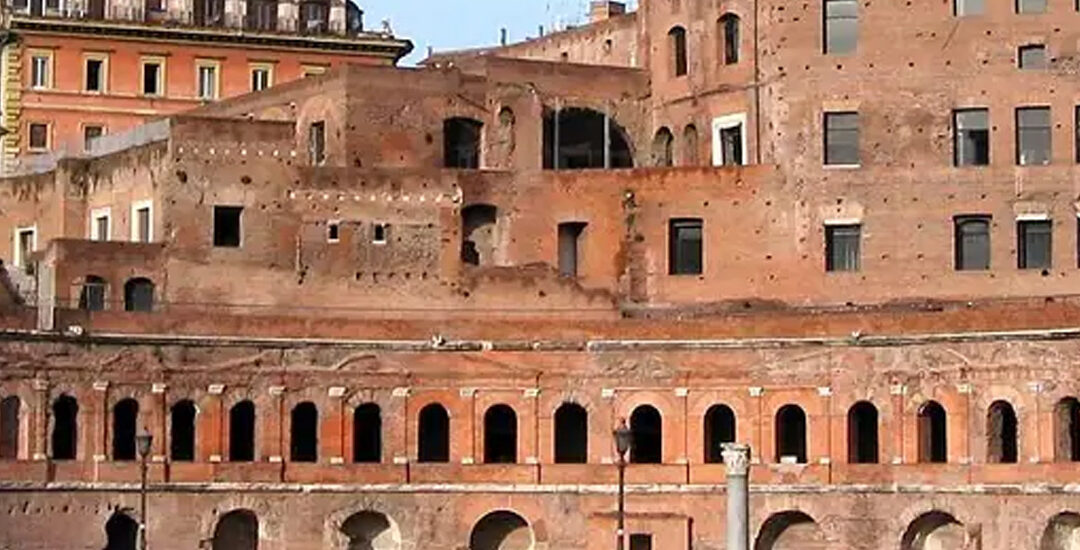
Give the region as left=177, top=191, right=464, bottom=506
left=823, top=111, right=860, bottom=167
left=29, top=49, right=54, bottom=90
left=327, top=219, right=340, bottom=243
left=1017, top=216, right=1052, bottom=270
left=82, top=52, right=109, bottom=94
left=954, top=0, right=984, bottom=15
left=954, top=215, right=992, bottom=271
left=712, top=113, right=748, bottom=166
left=953, top=108, right=990, bottom=167
left=27, top=121, right=50, bottom=152
left=140, top=56, right=166, bottom=97
left=668, top=217, right=704, bottom=276
left=195, top=59, right=221, bottom=100
left=668, top=26, right=688, bottom=78
left=823, top=0, right=858, bottom=55
left=824, top=222, right=862, bottom=273
left=720, top=13, right=740, bottom=65
left=13, top=226, right=37, bottom=269
left=249, top=62, right=274, bottom=92
left=372, top=223, right=388, bottom=245
left=1018, top=44, right=1048, bottom=70
left=82, top=123, right=105, bottom=152
left=89, top=207, right=111, bottom=242
left=131, top=200, right=153, bottom=243
left=1016, top=106, right=1052, bottom=166
left=1016, top=0, right=1047, bottom=13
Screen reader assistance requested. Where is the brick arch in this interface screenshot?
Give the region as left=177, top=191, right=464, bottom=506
left=465, top=508, right=539, bottom=550
left=752, top=507, right=830, bottom=550
left=892, top=502, right=970, bottom=546
left=325, top=504, right=402, bottom=550
left=200, top=501, right=273, bottom=547
left=0, top=387, right=31, bottom=460
left=616, top=390, right=681, bottom=463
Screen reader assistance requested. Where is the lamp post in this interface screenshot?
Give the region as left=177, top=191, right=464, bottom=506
left=135, top=429, right=153, bottom=550
left=613, top=418, right=632, bottom=550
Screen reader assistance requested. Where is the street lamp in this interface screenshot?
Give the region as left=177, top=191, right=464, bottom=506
left=613, top=418, right=632, bottom=550
left=135, top=429, right=153, bottom=550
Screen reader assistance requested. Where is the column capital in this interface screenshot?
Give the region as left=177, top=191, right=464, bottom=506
left=721, top=443, right=751, bottom=476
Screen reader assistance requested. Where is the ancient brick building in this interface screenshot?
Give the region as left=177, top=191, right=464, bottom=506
left=2, top=0, right=1080, bottom=548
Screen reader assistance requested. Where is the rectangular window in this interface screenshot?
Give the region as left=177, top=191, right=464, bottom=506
left=14, top=227, right=35, bottom=269
left=824, top=0, right=858, bottom=54
left=372, top=223, right=388, bottom=244
left=954, top=109, right=989, bottom=166
left=196, top=62, right=219, bottom=100
left=721, top=125, right=743, bottom=166
left=1017, top=107, right=1051, bottom=166
left=955, top=215, right=991, bottom=271
left=302, top=65, right=328, bottom=78
left=83, top=125, right=103, bottom=152
left=1018, top=219, right=1052, bottom=269
left=28, top=123, right=48, bottom=151
left=327, top=220, right=340, bottom=243
left=212, top=206, right=243, bottom=247
left=84, top=56, right=106, bottom=93
left=954, top=0, right=984, bottom=15
left=824, top=111, right=859, bottom=165
left=250, top=65, right=273, bottom=92
left=1019, top=45, right=1047, bottom=70
left=141, top=59, right=164, bottom=96
left=558, top=221, right=587, bottom=277
left=629, top=534, right=653, bottom=550
left=712, top=114, right=747, bottom=166
left=30, top=53, right=51, bottom=89
left=132, top=202, right=152, bottom=243
left=247, top=0, right=278, bottom=30
left=309, top=121, right=326, bottom=165
left=825, top=224, right=861, bottom=272
left=1017, top=0, right=1046, bottom=13
left=669, top=218, right=703, bottom=275
left=93, top=214, right=110, bottom=242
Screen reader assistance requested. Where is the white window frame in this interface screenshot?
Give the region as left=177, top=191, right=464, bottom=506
left=29, top=50, right=53, bottom=90
left=249, top=62, right=274, bottom=92
left=302, top=64, right=328, bottom=78
left=195, top=60, right=221, bottom=100
left=327, top=219, right=341, bottom=243
left=82, top=52, right=109, bottom=94
left=89, top=207, right=111, bottom=241
left=140, top=56, right=167, bottom=97
left=82, top=123, right=106, bottom=152
left=13, top=226, right=37, bottom=269
left=372, top=223, right=388, bottom=245
left=131, top=200, right=154, bottom=242
left=711, top=113, right=748, bottom=166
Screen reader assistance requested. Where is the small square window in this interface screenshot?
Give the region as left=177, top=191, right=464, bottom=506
left=824, top=112, right=859, bottom=165
left=83, top=125, right=104, bottom=152
left=327, top=221, right=340, bottom=243
left=1019, top=45, right=1047, bottom=70
left=372, top=223, right=388, bottom=244
left=28, top=123, right=48, bottom=151
left=955, top=215, right=991, bottom=271
left=1018, top=219, right=1052, bottom=270
left=825, top=224, right=861, bottom=272
left=669, top=218, right=703, bottom=275
left=629, top=534, right=653, bottom=550
left=954, top=109, right=989, bottom=166
left=213, top=206, right=243, bottom=247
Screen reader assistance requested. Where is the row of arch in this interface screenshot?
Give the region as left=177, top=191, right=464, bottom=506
left=22, top=395, right=1080, bottom=465
left=77, top=275, right=154, bottom=312
left=667, top=13, right=742, bottom=78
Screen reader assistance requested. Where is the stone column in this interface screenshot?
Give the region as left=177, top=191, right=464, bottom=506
left=722, top=443, right=750, bottom=550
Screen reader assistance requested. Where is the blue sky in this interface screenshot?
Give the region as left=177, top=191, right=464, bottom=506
left=359, top=0, right=638, bottom=65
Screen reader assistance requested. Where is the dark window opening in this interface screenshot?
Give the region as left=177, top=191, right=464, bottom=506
left=652, top=127, right=674, bottom=167
left=469, top=511, right=531, bottom=550
left=669, top=218, right=704, bottom=275
left=720, top=124, right=743, bottom=166
left=28, top=123, right=48, bottom=150
left=954, top=109, right=989, bottom=166
left=444, top=118, right=483, bottom=169
left=558, top=222, right=587, bottom=278
left=542, top=107, right=634, bottom=170
left=483, top=405, right=517, bottom=464
left=372, top=223, right=388, bottom=244
left=1018, top=219, right=1052, bottom=270
left=1019, top=44, right=1047, bottom=69
left=142, top=62, right=161, bottom=96
left=1055, top=397, right=1080, bottom=462
left=246, top=0, right=278, bottom=30
left=79, top=275, right=107, bottom=311
left=290, top=401, right=318, bottom=463
left=721, top=14, right=740, bottom=64
left=170, top=400, right=196, bottom=462
left=630, top=405, right=662, bottom=464
left=418, top=403, right=450, bottom=463
left=83, top=125, right=104, bottom=152
left=847, top=401, right=878, bottom=464
left=683, top=124, right=700, bottom=166
left=461, top=204, right=497, bottom=266
left=918, top=401, right=948, bottom=463
left=955, top=215, right=991, bottom=271
left=212, top=510, right=258, bottom=550
left=0, top=396, right=19, bottom=459
left=104, top=512, right=138, bottom=550
left=775, top=405, right=807, bottom=463
left=51, top=395, right=78, bottom=460
left=352, top=403, right=381, bottom=463
left=299, top=0, right=329, bottom=33
left=85, top=58, right=104, bottom=92
left=213, top=206, right=243, bottom=248
left=1017, top=106, right=1051, bottom=166
left=629, top=534, right=653, bottom=550
left=341, top=511, right=394, bottom=550
left=327, top=222, right=340, bottom=242
left=825, top=224, right=861, bottom=272
left=824, top=111, right=859, bottom=165
left=112, top=398, right=139, bottom=461
left=194, top=0, right=225, bottom=26
left=554, top=402, right=588, bottom=464
left=704, top=404, right=736, bottom=463
left=669, top=26, right=688, bottom=77
left=229, top=401, right=255, bottom=462
left=145, top=0, right=164, bottom=13
left=824, top=0, right=858, bottom=54
left=123, top=278, right=154, bottom=312
left=309, top=121, right=326, bottom=166
left=987, top=400, right=1018, bottom=464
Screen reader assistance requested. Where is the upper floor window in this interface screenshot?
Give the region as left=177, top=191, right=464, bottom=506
left=196, top=61, right=219, bottom=100
left=712, top=114, right=746, bottom=166
left=824, top=0, right=857, bottom=54
left=30, top=52, right=51, bottom=89
left=955, top=215, right=991, bottom=271
left=720, top=14, right=740, bottom=65
left=213, top=206, right=243, bottom=248
left=300, top=1, right=330, bottom=33
left=13, top=227, right=36, bottom=269
left=1016, top=0, right=1046, bottom=13
left=824, top=111, right=859, bottom=166
left=247, top=0, right=278, bottom=31
left=194, top=0, right=226, bottom=26
left=954, top=0, right=984, bottom=15
left=250, top=64, right=273, bottom=92
left=145, top=0, right=165, bottom=13
left=669, top=218, right=703, bottom=275
left=309, top=121, right=326, bottom=166
left=84, top=54, right=107, bottom=93
left=141, top=58, right=165, bottom=96
left=825, top=224, right=861, bottom=272
left=668, top=26, right=688, bottom=77
left=132, top=201, right=152, bottom=243
left=1016, top=107, right=1051, bottom=166
left=28, top=122, right=49, bottom=152
left=954, top=109, right=989, bottom=166
left=1018, top=218, right=1052, bottom=270
left=1019, top=45, right=1047, bottom=70
left=83, top=125, right=104, bottom=152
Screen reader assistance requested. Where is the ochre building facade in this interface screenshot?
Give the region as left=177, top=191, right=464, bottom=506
left=2, top=0, right=1080, bottom=549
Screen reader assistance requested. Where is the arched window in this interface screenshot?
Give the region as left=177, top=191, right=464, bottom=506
left=51, top=395, right=78, bottom=460
left=469, top=511, right=534, bottom=550
left=212, top=510, right=259, bottom=550
left=290, top=401, right=318, bottom=462
left=444, top=118, right=484, bottom=169
left=918, top=400, right=947, bottom=463
left=682, top=124, right=699, bottom=166
left=353, top=403, right=382, bottom=463
left=170, top=400, right=196, bottom=462
left=418, top=403, right=450, bottom=463
left=755, top=511, right=826, bottom=550
left=78, top=275, right=107, bottom=311
left=775, top=405, right=807, bottom=463
left=630, top=405, right=662, bottom=464
left=484, top=404, right=517, bottom=464
left=704, top=404, right=736, bottom=463
left=0, top=396, right=20, bottom=459
left=847, top=401, right=878, bottom=464
left=112, top=398, right=139, bottom=461
left=900, top=511, right=964, bottom=550
left=652, top=127, right=674, bottom=167
left=104, top=511, right=139, bottom=550
left=229, top=400, right=256, bottom=462
left=987, top=400, right=1018, bottom=463
left=668, top=26, right=688, bottom=77
left=123, top=278, right=154, bottom=312
left=1055, top=397, right=1080, bottom=462
left=720, top=14, right=741, bottom=65
left=554, top=402, right=588, bottom=464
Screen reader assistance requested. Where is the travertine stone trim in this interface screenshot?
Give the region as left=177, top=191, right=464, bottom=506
left=268, top=386, right=285, bottom=396
left=328, top=387, right=346, bottom=397
left=391, top=387, right=410, bottom=398
left=749, top=387, right=763, bottom=397
left=92, top=381, right=109, bottom=392
left=151, top=383, right=166, bottom=394
left=208, top=384, right=225, bottom=395
left=524, top=388, right=540, bottom=398
left=601, top=388, right=615, bottom=399
left=674, top=388, right=688, bottom=397
left=817, top=387, right=832, bottom=396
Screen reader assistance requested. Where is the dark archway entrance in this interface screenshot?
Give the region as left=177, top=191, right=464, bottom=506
left=543, top=107, right=633, bottom=169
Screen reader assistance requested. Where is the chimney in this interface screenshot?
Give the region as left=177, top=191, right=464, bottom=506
left=500, top=27, right=508, bottom=46
left=589, top=1, right=626, bottom=23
